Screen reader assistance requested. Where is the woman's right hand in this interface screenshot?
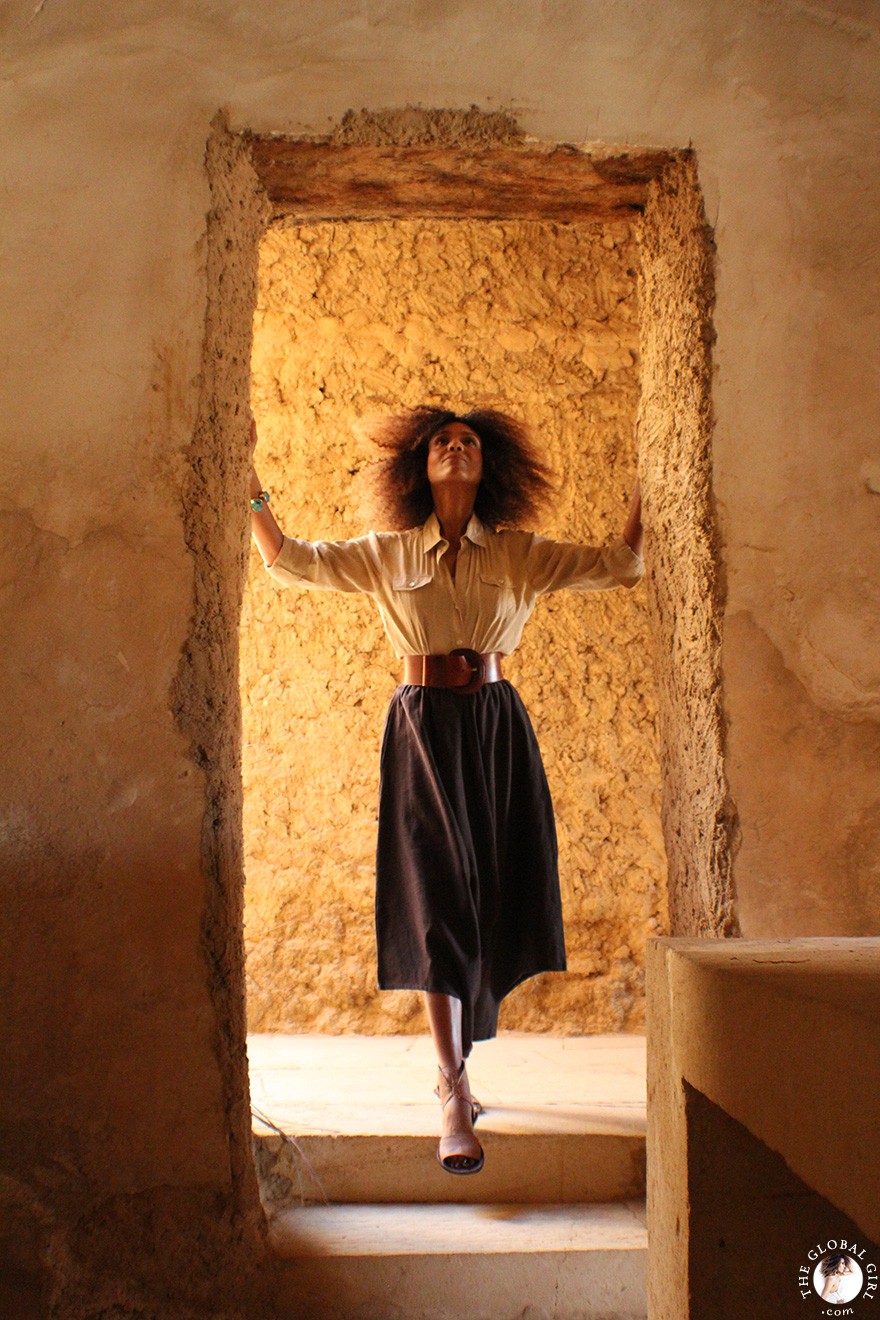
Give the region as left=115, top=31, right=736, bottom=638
left=246, top=410, right=284, bottom=566
left=248, top=412, right=264, bottom=498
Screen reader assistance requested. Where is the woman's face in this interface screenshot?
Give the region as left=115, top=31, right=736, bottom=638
left=426, top=421, right=483, bottom=493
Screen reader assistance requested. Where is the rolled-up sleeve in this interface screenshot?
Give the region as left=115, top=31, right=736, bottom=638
left=266, top=532, right=381, bottom=594
left=525, top=532, right=644, bottom=594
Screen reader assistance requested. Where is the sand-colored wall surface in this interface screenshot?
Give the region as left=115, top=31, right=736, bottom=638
left=2, top=1, right=879, bottom=1313
left=242, top=218, right=665, bottom=1036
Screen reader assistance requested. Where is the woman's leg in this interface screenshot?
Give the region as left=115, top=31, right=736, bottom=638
left=423, top=991, right=482, bottom=1172
left=423, top=990, right=464, bottom=1069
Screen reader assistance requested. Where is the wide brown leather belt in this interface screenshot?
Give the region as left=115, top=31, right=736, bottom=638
left=403, top=649, right=503, bottom=695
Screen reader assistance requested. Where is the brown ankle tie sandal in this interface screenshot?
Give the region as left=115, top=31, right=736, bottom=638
left=434, top=1061, right=485, bottom=1176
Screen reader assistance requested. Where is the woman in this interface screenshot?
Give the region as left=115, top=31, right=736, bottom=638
left=248, top=406, right=644, bottom=1175
left=819, top=1253, right=857, bottom=1303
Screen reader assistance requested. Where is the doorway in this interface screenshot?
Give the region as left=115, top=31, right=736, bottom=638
left=175, top=112, right=734, bottom=1229
left=241, top=211, right=665, bottom=1038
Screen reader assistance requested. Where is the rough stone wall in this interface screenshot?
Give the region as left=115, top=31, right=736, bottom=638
left=241, top=216, right=666, bottom=1035
left=58, top=119, right=274, bottom=1320
left=170, top=118, right=271, bottom=1270
left=638, top=155, right=738, bottom=938
left=0, top=111, right=274, bottom=1318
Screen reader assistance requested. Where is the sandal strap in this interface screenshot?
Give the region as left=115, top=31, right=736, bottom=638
left=434, top=1061, right=485, bottom=1173
left=434, top=1061, right=482, bottom=1115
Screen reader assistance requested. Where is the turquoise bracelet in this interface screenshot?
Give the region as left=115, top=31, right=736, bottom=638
left=250, top=490, right=270, bottom=512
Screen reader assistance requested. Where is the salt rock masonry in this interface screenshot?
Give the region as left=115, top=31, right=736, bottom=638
left=1, top=1, right=879, bottom=1316
left=242, top=216, right=664, bottom=1037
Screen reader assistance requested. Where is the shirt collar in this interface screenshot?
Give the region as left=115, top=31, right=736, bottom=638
left=422, top=511, right=489, bottom=552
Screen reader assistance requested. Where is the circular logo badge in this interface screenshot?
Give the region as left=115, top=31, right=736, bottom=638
left=796, top=1237, right=878, bottom=1313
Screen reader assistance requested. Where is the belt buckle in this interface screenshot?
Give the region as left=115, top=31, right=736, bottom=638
left=449, top=647, right=484, bottom=694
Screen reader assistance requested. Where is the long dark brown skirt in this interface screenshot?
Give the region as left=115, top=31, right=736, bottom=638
left=375, top=680, right=566, bottom=1058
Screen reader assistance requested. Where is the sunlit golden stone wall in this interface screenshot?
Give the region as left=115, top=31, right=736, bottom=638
left=242, top=217, right=667, bottom=1035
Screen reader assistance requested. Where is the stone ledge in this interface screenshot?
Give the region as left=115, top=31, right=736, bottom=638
left=647, top=936, right=880, bottom=1320
left=269, top=1203, right=647, bottom=1320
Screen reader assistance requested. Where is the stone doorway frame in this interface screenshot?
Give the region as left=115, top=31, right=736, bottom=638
left=173, top=113, right=738, bottom=1226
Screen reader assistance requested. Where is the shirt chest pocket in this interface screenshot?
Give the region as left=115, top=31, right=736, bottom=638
left=391, top=571, right=433, bottom=594
left=479, top=572, right=514, bottom=589
left=479, top=571, right=516, bottom=605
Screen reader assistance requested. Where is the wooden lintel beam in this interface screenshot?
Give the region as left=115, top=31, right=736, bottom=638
left=248, top=140, right=666, bottom=222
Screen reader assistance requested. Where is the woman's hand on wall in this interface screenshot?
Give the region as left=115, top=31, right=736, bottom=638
left=248, top=413, right=263, bottom=497
left=247, top=411, right=284, bottom=567
left=622, top=475, right=643, bottom=557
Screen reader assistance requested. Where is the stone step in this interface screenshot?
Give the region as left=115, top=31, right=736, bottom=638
left=269, top=1200, right=648, bottom=1320
left=253, top=1123, right=645, bottom=1206
left=249, top=1032, right=647, bottom=1207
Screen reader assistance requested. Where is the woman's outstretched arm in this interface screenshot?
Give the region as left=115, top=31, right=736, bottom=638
left=248, top=414, right=284, bottom=566
left=622, top=475, right=643, bottom=557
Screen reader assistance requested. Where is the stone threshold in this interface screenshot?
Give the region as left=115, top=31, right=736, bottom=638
left=249, top=1032, right=647, bottom=1208
left=248, top=1031, right=647, bottom=1137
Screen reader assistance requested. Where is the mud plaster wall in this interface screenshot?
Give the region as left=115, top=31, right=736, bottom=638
left=0, top=117, right=272, bottom=1318
left=638, top=157, right=737, bottom=938
left=2, top=1, right=879, bottom=1315
left=242, top=218, right=666, bottom=1035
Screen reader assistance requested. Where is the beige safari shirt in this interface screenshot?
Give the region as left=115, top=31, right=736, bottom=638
left=266, top=511, right=643, bottom=659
